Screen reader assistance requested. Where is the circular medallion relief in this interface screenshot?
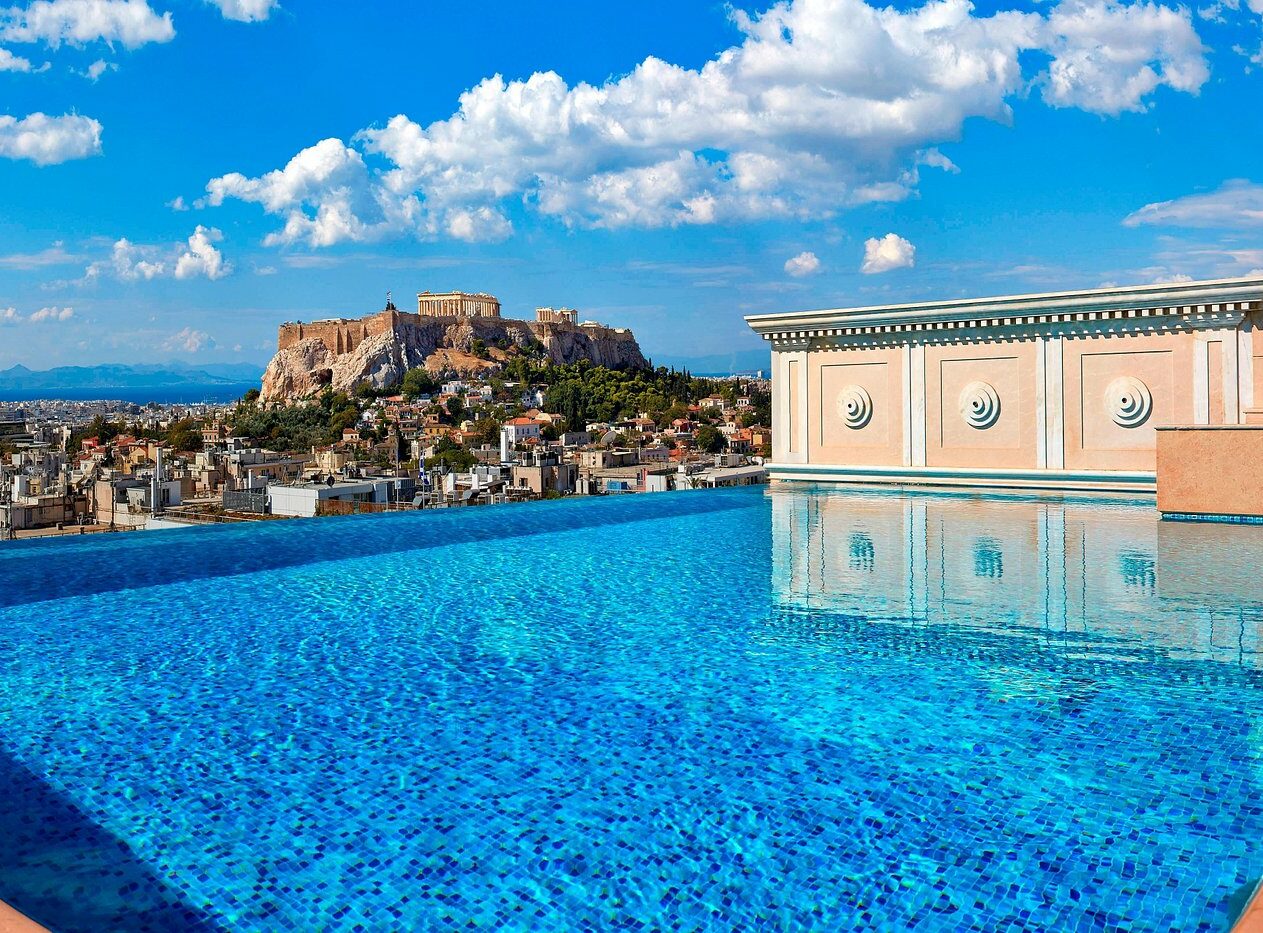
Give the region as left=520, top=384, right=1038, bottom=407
left=959, top=381, right=1001, bottom=429
left=1105, top=376, right=1152, bottom=428
left=837, top=385, right=873, bottom=429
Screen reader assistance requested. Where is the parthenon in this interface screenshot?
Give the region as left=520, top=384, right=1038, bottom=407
left=417, top=291, right=501, bottom=318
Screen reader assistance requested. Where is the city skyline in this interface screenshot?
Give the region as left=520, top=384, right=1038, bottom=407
left=1, top=0, right=1261, bottom=372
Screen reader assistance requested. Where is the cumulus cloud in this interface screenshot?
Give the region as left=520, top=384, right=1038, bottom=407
left=162, top=326, right=214, bottom=353
left=0, top=112, right=102, bottom=165
left=206, top=0, right=277, bottom=22
left=861, top=233, right=916, bottom=274
left=1123, top=179, right=1263, bottom=228
left=174, top=225, right=230, bottom=279
left=0, top=0, right=175, bottom=49
left=0, top=306, right=19, bottom=322
left=0, top=46, right=33, bottom=70
left=784, top=251, right=822, bottom=277
left=83, top=226, right=232, bottom=282
left=1039, top=0, right=1208, bottom=114
left=28, top=305, right=74, bottom=322
left=90, top=237, right=166, bottom=280
left=200, top=0, right=1208, bottom=248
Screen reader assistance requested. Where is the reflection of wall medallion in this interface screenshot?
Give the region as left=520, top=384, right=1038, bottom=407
left=1105, top=376, right=1152, bottom=428
left=848, top=532, right=875, bottom=572
left=837, top=385, right=873, bottom=429
left=973, top=538, right=1004, bottom=579
left=959, top=382, right=1001, bottom=429
left=1119, top=550, right=1156, bottom=591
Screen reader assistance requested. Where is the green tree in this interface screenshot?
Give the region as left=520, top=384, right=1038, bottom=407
left=424, top=435, right=476, bottom=472
left=165, top=418, right=203, bottom=452
left=471, top=417, right=501, bottom=445
left=402, top=367, right=437, bottom=399
left=695, top=425, right=727, bottom=453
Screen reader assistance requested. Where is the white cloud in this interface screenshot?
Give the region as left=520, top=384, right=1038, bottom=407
left=0, top=241, right=78, bottom=269
left=91, top=237, right=165, bottom=280
left=83, top=226, right=232, bottom=282
left=78, top=57, right=116, bottom=80
left=0, top=306, right=18, bottom=322
left=174, top=225, right=230, bottom=279
left=0, top=112, right=102, bottom=165
left=162, top=326, right=214, bottom=353
left=1123, top=179, right=1263, bottom=228
left=861, top=233, right=916, bottom=274
left=167, top=195, right=189, bottom=211
left=784, top=250, right=822, bottom=277
left=0, top=45, right=32, bottom=70
left=253, top=264, right=277, bottom=276
left=206, top=0, right=277, bottom=21
left=201, top=0, right=1208, bottom=247
left=1151, top=271, right=1193, bottom=283
left=1038, top=0, right=1208, bottom=114
left=28, top=305, right=74, bottom=322
left=0, top=0, right=175, bottom=49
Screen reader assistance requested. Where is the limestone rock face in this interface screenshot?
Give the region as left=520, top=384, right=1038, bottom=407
left=260, top=315, right=649, bottom=401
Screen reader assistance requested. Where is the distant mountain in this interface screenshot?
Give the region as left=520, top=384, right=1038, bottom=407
left=0, top=362, right=263, bottom=392
left=649, top=348, right=771, bottom=377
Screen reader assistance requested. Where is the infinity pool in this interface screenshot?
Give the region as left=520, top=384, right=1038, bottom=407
left=1, top=486, right=1261, bottom=931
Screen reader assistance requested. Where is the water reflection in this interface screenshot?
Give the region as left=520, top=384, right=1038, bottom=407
left=847, top=532, right=874, bottom=573
left=770, top=485, right=1263, bottom=669
left=973, top=537, right=1004, bottom=580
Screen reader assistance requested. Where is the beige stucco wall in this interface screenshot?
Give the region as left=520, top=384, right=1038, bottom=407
left=771, top=315, right=1257, bottom=484
left=808, top=346, right=903, bottom=466
left=1062, top=331, right=1189, bottom=473
left=1156, top=426, right=1263, bottom=516
left=925, top=342, right=1040, bottom=470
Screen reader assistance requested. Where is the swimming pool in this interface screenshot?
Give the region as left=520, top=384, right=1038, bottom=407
left=1, top=485, right=1260, bottom=931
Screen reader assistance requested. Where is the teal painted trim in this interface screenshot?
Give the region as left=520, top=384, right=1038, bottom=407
left=764, top=462, right=1156, bottom=493
left=1161, top=512, right=1263, bottom=525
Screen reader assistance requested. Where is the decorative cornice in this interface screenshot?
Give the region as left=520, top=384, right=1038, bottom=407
left=746, top=276, right=1263, bottom=347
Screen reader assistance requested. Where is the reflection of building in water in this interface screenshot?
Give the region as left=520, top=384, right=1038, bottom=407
left=747, top=277, right=1263, bottom=493
left=848, top=532, right=874, bottom=573
left=770, top=487, right=1263, bottom=668
left=973, top=537, right=1004, bottom=579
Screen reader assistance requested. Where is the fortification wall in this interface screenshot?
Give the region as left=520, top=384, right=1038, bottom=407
left=278, top=310, right=406, bottom=353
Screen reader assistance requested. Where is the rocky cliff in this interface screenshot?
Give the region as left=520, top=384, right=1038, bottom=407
left=261, top=315, right=648, bottom=401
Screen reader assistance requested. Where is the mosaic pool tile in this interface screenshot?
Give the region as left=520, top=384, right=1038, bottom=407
left=0, top=485, right=1261, bottom=931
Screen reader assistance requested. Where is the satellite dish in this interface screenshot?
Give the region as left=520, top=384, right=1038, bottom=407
left=325, top=475, right=335, bottom=488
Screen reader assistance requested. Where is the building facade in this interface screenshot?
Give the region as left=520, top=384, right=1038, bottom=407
left=746, top=277, right=1263, bottom=492
left=536, top=307, right=578, bottom=325
left=417, top=291, right=501, bottom=318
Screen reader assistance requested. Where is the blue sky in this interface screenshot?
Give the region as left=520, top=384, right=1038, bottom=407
left=0, top=0, right=1261, bottom=373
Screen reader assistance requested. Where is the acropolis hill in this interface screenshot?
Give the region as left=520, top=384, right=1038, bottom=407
left=260, top=291, right=649, bottom=401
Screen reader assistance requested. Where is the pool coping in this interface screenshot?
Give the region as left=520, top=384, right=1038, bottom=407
left=1235, top=880, right=1263, bottom=932
left=0, top=901, right=47, bottom=933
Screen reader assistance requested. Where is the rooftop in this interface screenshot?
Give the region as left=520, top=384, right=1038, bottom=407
left=745, top=275, right=1263, bottom=340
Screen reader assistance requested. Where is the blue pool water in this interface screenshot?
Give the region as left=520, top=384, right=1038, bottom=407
left=1, top=485, right=1261, bottom=931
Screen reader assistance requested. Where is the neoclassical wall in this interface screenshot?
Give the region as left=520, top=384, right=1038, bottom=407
left=753, top=279, right=1263, bottom=490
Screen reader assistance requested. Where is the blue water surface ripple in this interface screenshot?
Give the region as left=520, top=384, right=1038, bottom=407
left=0, top=485, right=1260, bottom=931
